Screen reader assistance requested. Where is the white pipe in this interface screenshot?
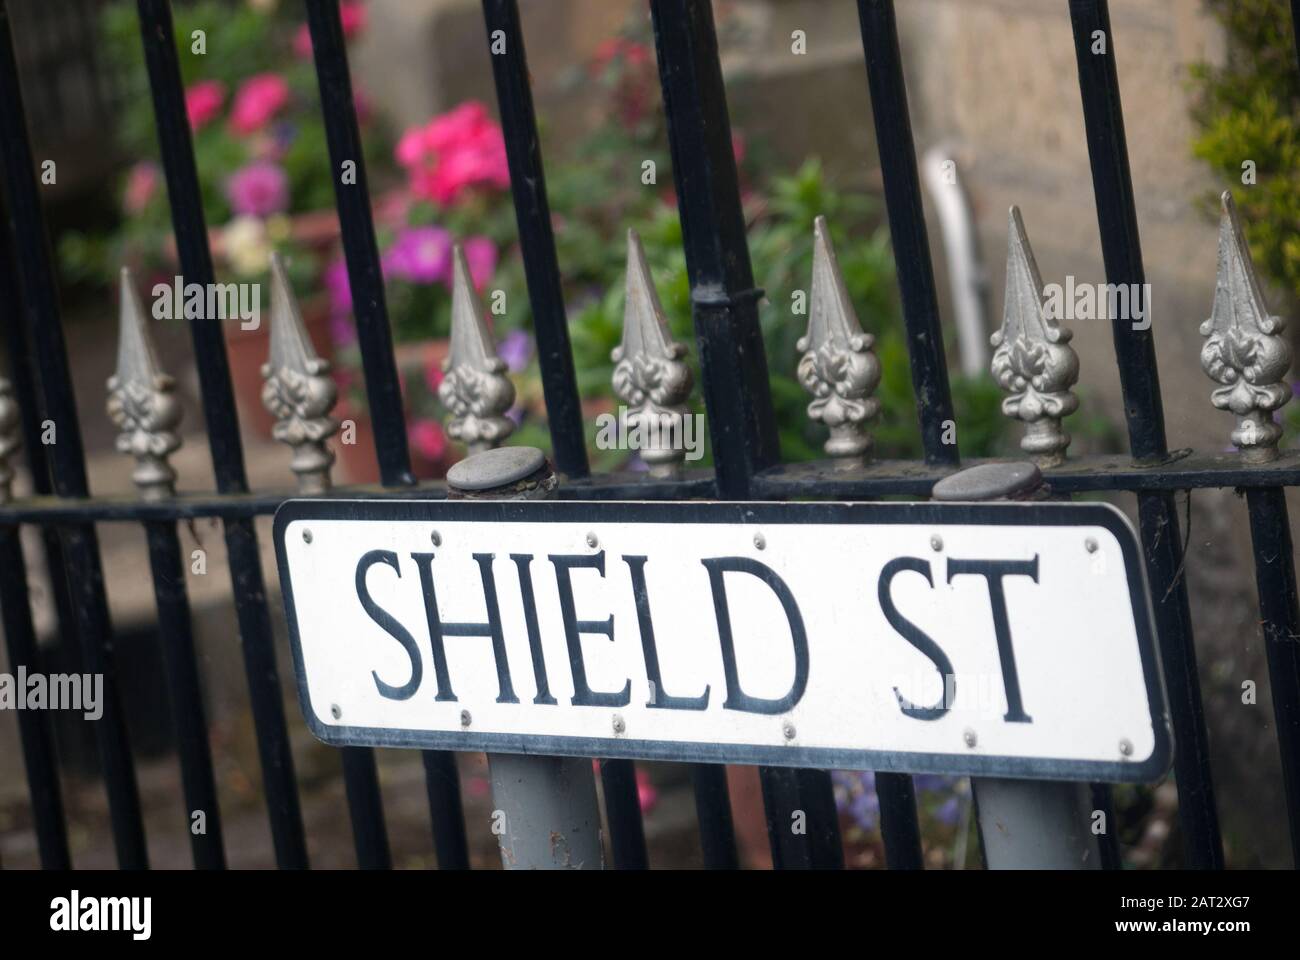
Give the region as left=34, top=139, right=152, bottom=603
left=921, top=146, right=989, bottom=378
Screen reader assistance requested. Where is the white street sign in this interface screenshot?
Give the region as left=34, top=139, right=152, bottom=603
left=274, top=499, right=1170, bottom=782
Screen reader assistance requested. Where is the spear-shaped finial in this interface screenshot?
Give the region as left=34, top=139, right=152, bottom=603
left=610, top=228, right=694, bottom=478
left=1200, top=191, right=1291, bottom=463
left=797, top=215, right=881, bottom=462
left=106, top=266, right=182, bottom=500
left=261, top=252, right=339, bottom=493
left=439, top=244, right=516, bottom=455
left=990, top=206, right=1079, bottom=467
left=0, top=375, right=19, bottom=504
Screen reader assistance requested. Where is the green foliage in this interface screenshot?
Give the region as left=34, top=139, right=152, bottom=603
left=1190, top=0, right=1300, bottom=304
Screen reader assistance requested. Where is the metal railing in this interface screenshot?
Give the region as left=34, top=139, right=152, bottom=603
left=0, top=0, right=1296, bottom=870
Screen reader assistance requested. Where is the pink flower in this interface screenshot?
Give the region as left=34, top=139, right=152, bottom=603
left=294, top=2, right=368, bottom=59
left=229, top=74, right=290, bottom=136
left=410, top=419, right=447, bottom=462
left=424, top=360, right=444, bottom=395
left=636, top=768, right=659, bottom=814
left=384, top=226, right=452, bottom=284
left=395, top=101, right=510, bottom=207
left=123, top=162, right=160, bottom=215
left=185, top=80, right=225, bottom=131
left=225, top=161, right=289, bottom=218
left=461, top=236, right=497, bottom=290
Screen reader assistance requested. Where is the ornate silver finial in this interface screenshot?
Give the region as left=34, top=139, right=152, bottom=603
left=0, top=375, right=19, bottom=504
left=261, top=253, right=339, bottom=494
left=439, top=244, right=516, bottom=455
left=1200, top=191, right=1291, bottom=464
left=797, top=215, right=881, bottom=462
left=991, top=207, right=1080, bottom=467
left=107, top=267, right=182, bottom=500
left=611, top=228, right=695, bottom=478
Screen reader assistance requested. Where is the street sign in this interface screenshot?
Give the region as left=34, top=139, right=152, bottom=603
left=274, top=499, right=1171, bottom=783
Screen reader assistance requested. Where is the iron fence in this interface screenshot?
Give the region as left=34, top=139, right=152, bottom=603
left=0, top=0, right=1296, bottom=870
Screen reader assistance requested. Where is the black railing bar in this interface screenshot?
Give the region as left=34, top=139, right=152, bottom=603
left=0, top=192, right=88, bottom=846
left=142, top=520, right=227, bottom=869
left=482, top=0, right=642, bottom=863
left=1067, top=0, right=1223, bottom=869
left=0, top=0, right=148, bottom=870
left=1244, top=489, right=1300, bottom=866
left=855, top=0, right=958, bottom=469
left=135, top=0, right=309, bottom=870
left=305, top=0, right=459, bottom=870
left=12, top=449, right=1300, bottom=522
left=855, top=0, right=956, bottom=869
left=482, top=0, right=589, bottom=479
left=651, top=0, right=840, bottom=871
left=0, top=526, right=70, bottom=869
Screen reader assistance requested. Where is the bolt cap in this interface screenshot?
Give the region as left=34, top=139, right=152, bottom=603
left=932, top=462, right=1042, bottom=502
left=447, top=446, right=547, bottom=492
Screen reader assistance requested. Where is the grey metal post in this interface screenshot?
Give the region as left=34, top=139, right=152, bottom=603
left=931, top=462, right=1101, bottom=870
left=446, top=446, right=605, bottom=870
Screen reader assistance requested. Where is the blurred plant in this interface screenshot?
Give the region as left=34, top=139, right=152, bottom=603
left=60, top=0, right=382, bottom=306
left=1190, top=0, right=1300, bottom=447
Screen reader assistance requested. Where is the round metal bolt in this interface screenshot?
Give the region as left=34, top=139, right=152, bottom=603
left=930, top=534, right=943, bottom=552
left=586, top=532, right=599, bottom=549
left=1085, top=537, right=1098, bottom=553
left=329, top=703, right=341, bottom=720
left=963, top=728, right=978, bottom=748
left=782, top=721, right=796, bottom=741
left=431, top=530, right=442, bottom=547
left=612, top=714, right=626, bottom=735
left=1119, top=738, right=1134, bottom=758
left=460, top=709, right=472, bottom=728
left=302, top=528, right=313, bottom=544
left=447, top=446, right=546, bottom=492
left=932, top=462, right=1044, bottom=502
left=753, top=533, right=766, bottom=550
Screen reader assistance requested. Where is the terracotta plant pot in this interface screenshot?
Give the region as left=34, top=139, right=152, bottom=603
left=334, top=339, right=455, bottom=486
left=225, top=293, right=334, bottom=439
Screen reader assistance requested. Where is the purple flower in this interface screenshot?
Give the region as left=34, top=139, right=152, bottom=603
left=385, top=226, right=452, bottom=284
left=498, top=330, right=533, bottom=372
left=225, top=161, right=289, bottom=218
left=832, top=770, right=879, bottom=832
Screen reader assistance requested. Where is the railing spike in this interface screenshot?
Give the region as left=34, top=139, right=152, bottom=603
left=797, top=215, right=881, bottom=463
left=611, top=228, right=694, bottom=478
left=991, top=206, right=1079, bottom=467
left=0, top=374, right=18, bottom=504
left=1200, top=191, right=1291, bottom=464
left=106, top=266, right=182, bottom=500
left=439, top=243, right=516, bottom=455
left=261, top=252, right=339, bottom=494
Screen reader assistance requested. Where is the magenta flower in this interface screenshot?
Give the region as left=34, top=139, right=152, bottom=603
left=384, top=226, right=453, bottom=284
left=185, top=80, right=225, bottom=131
left=225, top=162, right=289, bottom=218
left=230, top=74, right=290, bottom=136
left=410, top=418, right=447, bottom=462
left=461, top=235, right=498, bottom=290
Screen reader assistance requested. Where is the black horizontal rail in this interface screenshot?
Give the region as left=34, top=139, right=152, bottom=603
left=4, top=452, right=1300, bottom=524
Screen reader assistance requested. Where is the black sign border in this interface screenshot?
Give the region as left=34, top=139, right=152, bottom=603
left=273, top=498, right=1172, bottom=783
